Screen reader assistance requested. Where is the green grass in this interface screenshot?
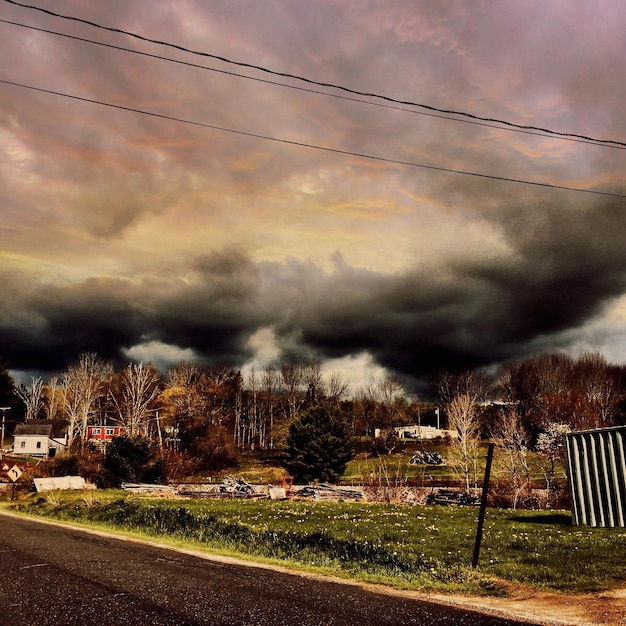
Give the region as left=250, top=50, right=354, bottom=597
left=9, top=491, right=626, bottom=597
left=343, top=440, right=567, bottom=488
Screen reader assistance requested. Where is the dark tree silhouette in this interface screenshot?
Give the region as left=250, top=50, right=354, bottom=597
left=283, top=404, right=354, bottom=483
left=102, top=435, right=164, bottom=487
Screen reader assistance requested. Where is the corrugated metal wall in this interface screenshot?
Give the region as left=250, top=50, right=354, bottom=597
left=565, top=426, right=626, bottom=527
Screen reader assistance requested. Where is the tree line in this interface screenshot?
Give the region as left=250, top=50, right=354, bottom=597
left=2, top=350, right=625, bottom=489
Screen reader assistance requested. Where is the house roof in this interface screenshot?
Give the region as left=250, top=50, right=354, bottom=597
left=13, top=421, right=68, bottom=440
left=14, top=421, right=53, bottom=437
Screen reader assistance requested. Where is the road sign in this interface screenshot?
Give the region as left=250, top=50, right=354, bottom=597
left=7, top=465, right=23, bottom=483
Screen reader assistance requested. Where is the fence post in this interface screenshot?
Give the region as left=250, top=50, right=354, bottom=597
left=472, top=441, right=494, bottom=568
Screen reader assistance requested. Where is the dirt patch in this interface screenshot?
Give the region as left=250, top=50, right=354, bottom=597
left=429, top=585, right=626, bottom=625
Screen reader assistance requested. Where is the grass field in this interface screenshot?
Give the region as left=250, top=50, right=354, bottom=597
left=9, top=491, right=626, bottom=597
left=205, top=440, right=567, bottom=491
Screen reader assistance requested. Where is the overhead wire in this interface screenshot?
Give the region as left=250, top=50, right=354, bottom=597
left=0, top=18, right=622, bottom=152
left=1, top=18, right=623, bottom=152
left=2, top=78, right=624, bottom=200
left=4, top=0, right=626, bottom=150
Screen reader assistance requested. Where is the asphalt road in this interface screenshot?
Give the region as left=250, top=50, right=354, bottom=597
left=0, top=512, right=540, bottom=626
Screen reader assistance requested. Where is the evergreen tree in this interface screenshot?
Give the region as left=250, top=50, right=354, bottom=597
left=0, top=360, right=24, bottom=425
left=283, top=404, right=354, bottom=483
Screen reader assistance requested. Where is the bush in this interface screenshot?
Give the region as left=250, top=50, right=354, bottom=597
left=101, top=435, right=161, bottom=487
left=46, top=449, right=103, bottom=485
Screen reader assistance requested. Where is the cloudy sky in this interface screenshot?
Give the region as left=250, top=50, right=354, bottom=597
left=1, top=0, right=626, bottom=393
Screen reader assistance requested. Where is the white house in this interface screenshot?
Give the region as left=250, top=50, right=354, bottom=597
left=374, top=424, right=458, bottom=440
left=12, top=421, right=68, bottom=458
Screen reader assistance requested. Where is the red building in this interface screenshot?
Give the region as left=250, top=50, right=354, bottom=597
left=86, top=425, right=127, bottom=444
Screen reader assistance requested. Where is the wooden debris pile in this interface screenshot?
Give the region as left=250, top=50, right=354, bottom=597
left=218, top=476, right=260, bottom=497
left=426, top=488, right=480, bottom=506
left=123, top=478, right=365, bottom=501
left=177, top=476, right=265, bottom=499
left=121, top=483, right=177, bottom=495
left=292, top=484, right=365, bottom=501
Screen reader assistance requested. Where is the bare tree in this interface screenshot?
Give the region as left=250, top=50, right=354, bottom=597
left=302, top=358, right=324, bottom=403
left=16, top=376, right=44, bottom=421
left=364, top=373, right=406, bottom=429
left=203, top=365, right=242, bottom=427
left=44, top=377, right=63, bottom=423
left=577, top=352, right=618, bottom=428
left=235, top=368, right=260, bottom=450
left=168, top=361, right=200, bottom=390
left=167, top=362, right=242, bottom=459
left=536, top=422, right=571, bottom=505
left=366, top=373, right=404, bottom=405
left=434, top=369, right=491, bottom=406
left=326, top=371, right=349, bottom=405
left=280, top=363, right=304, bottom=421
left=166, top=361, right=205, bottom=424
left=62, top=352, right=112, bottom=448
left=111, top=362, right=161, bottom=437
left=262, top=364, right=279, bottom=447
left=446, top=394, right=481, bottom=492
left=493, top=407, right=530, bottom=508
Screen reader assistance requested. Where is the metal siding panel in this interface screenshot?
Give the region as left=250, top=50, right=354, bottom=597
left=611, top=433, right=621, bottom=524
left=599, top=432, right=614, bottom=527
left=566, top=427, right=626, bottom=528
left=575, top=436, right=588, bottom=525
left=604, top=436, right=620, bottom=527
left=581, top=435, right=598, bottom=526
left=615, top=431, right=626, bottom=527
left=574, top=437, right=587, bottom=526
left=565, top=436, right=582, bottom=525
left=605, top=431, right=623, bottom=527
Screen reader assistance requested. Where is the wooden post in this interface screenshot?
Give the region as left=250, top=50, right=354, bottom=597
left=472, top=442, right=494, bottom=568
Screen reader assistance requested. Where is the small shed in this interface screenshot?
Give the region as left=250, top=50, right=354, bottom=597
left=565, top=425, right=626, bottom=528
left=12, top=421, right=68, bottom=458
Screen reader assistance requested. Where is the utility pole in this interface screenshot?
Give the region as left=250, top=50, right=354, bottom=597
left=0, top=406, right=10, bottom=452
left=155, top=409, right=163, bottom=450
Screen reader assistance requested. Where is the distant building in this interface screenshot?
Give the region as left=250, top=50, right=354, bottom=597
left=13, top=421, right=68, bottom=458
left=86, top=425, right=127, bottom=447
left=374, top=424, right=458, bottom=440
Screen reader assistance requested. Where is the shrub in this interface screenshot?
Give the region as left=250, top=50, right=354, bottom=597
left=101, top=435, right=158, bottom=487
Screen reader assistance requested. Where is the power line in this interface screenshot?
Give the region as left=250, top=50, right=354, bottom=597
left=1, top=19, right=622, bottom=152
left=2, top=18, right=623, bottom=153
left=5, top=0, right=626, bottom=150
left=2, top=78, right=624, bottom=200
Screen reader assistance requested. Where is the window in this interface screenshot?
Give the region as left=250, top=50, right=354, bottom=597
left=92, top=428, right=101, bottom=435
left=36, top=441, right=42, bottom=449
left=20, top=441, right=25, bottom=448
left=105, top=428, right=114, bottom=436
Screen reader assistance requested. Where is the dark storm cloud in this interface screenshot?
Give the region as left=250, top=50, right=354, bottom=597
left=2, top=197, right=626, bottom=384
left=266, top=197, right=626, bottom=385
left=0, top=249, right=268, bottom=373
